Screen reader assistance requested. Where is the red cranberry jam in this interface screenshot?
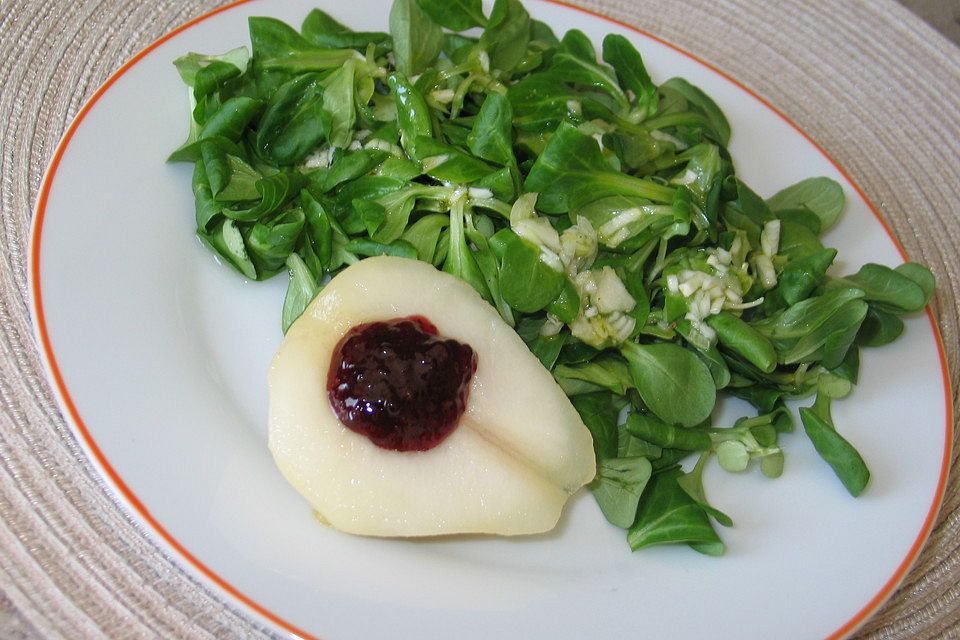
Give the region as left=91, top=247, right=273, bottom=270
left=327, top=316, right=477, bottom=451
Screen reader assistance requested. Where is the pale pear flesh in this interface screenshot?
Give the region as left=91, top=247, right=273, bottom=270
left=268, top=256, right=596, bottom=537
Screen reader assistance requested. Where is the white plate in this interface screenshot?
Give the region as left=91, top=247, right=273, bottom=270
left=29, top=1, right=951, bottom=639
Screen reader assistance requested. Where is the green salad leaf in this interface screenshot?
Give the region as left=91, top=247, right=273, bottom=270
left=169, top=0, right=936, bottom=555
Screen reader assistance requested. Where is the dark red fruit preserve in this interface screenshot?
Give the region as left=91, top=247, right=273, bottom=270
left=327, top=316, right=477, bottom=452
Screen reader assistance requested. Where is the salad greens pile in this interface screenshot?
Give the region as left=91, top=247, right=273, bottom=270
left=169, top=0, right=935, bottom=555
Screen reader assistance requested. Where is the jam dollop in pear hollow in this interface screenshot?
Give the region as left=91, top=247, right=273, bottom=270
left=268, top=256, right=596, bottom=537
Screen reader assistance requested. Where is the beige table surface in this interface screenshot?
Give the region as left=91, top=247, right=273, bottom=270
left=2, top=0, right=960, bottom=638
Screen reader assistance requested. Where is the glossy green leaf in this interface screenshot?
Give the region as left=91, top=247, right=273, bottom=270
left=525, top=122, right=675, bottom=213
left=498, top=231, right=565, bottom=312
left=799, top=407, right=870, bottom=497
left=246, top=206, right=306, bottom=275
left=707, top=312, right=778, bottom=373
left=415, top=0, right=486, bottom=31
left=344, top=238, right=419, bottom=259
left=173, top=47, right=249, bottom=88
left=549, top=36, right=626, bottom=109
left=388, top=73, right=433, bottom=159
left=281, top=252, right=319, bottom=333
left=658, top=77, right=731, bottom=146
left=571, top=392, right=620, bottom=461
left=479, top=0, right=531, bottom=74
left=301, top=9, right=391, bottom=50
left=601, top=34, right=657, bottom=115
left=676, top=454, right=734, bottom=526
left=168, top=97, right=261, bottom=162
left=390, top=0, right=443, bottom=76
left=628, top=468, right=724, bottom=555
left=199, top=218, right=257, bottom=280
left=322, top=149, right=389, bottom=192
left=415, top=136, right=496, bottom=183
left=767, top=177, right=845, bottom=232
left=255, top=73, right=329, bottom=165
left=213, top=155, right=262, bottom=203
left=300, top=190, right=333, bottom=269
left=593, top=457, right=653, bottom=528
left=400, top=213, right=448, bottom=263
left=467, top=93, right=515, bottom=166
left=625, top=412, right=711, bottom=451
left=224, top=171, right=306, bottom=223
left=508, top=74, right=614, bottom=131
left=443, top=197, right=492, bottom=301
left=620, top=341, right=716, bottom=427
left=856, top=307, right=904, bottom=347
left=321, top=60, right=357, bottom=148
left=554, top=357, right=633, bottom=396
left=831, top=263, right=931, bottom=314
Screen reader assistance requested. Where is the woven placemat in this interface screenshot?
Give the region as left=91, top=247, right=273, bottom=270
left=2, top=0, right=959, bottom=637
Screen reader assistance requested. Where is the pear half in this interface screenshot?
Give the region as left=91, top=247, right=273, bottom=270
left=268, top=256, right=596, bottom=537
